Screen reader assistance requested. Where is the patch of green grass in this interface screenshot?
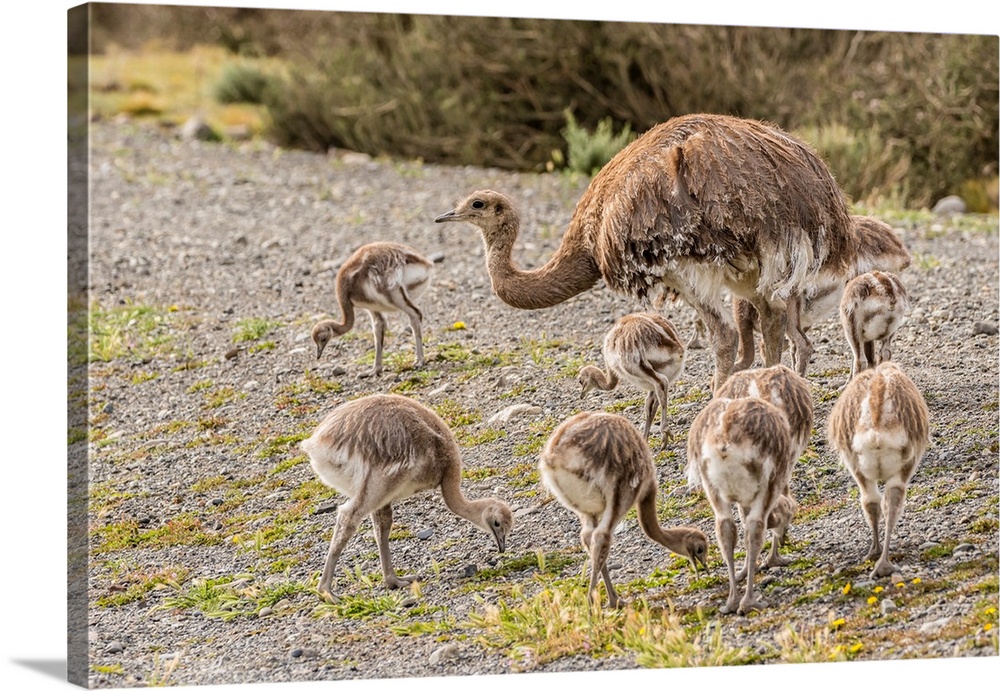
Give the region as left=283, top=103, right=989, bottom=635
left=186, top=379, right=214, bottom=394
left=456, top=427, right=507, bottom=447
left=204, top=386, right=243, bottom=409
left=465, top=582, right=755, bottom=671
left=129, top=370, right=158, bottom=385
left=233, top=317, right=282, bottom=343
left=94, top=514, right=222, bottom=553
left=89, top=299, right=178, bottom=363
left=390, top=370, right=438, bottom=393
left=90, top=664, right=125, bottom=675
left=290, top=477, right=337, bottom=502
left=257, top=431, right=311, bottom=459
left=505, top=462, right=540, bottom=488
left=462, top=467, right=500, bottom=481
left=160, top=574, right=309, bottom=621
left=472, top=549, right=583, bottom=581
left=95, top=565, right=189, bottom=608
left=433, top=399, right=482, bottom=427
left=269, top=454, right=308, bottom=475
left=189, top=475, right=228, bottom=493
left=314, top=591, right=409, bottom=619
left=249, top=340, right=277, bottom=354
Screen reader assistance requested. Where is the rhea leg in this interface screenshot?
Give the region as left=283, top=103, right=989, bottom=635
left=360, top=311, right=387, bottom=378
left=732, top=298, right=759, bottom=372
left=391, top=286, right=425, bottom=369
left=855, top=473, right=883, bottom=563
left=318, top=496, right=369, bottom=600
left=754, top=298, right=788, bottom=368
left=372, top=504, right=416, bottom=589
left=784, top=295, right=813, bottom=376
left=696, top=303, right=738, bottom=392
left=872, top=483, right=907, bottom=578
left=844, top=314, right=867, bottom=379
left=739, top=511, right=768, bottom=614
left=642, top=391, right=658, bottom=441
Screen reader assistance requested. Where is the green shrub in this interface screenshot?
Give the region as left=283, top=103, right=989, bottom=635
left=561, top=110, right=634, bottom=175
left=214, top=63, right=271, bottom=104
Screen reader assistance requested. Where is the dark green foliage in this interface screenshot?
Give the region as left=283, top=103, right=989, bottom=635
left=214, top=63, right=272, bottom=104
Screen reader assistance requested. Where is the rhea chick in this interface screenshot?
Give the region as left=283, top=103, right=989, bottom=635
left=712, top=364, right=813, bottom=573
left=840, top=270, right=910, bottom=379
left=312, top=242, right=433, bottom=378
left=301, top=394, right=513, bottom=599
left=687, top=396, right=795, bottom=615
left=828, top=362, right=929, bottom=578
left=539, top=411, right=708, bottom=609
left=578, top=313, right=686, bottom=449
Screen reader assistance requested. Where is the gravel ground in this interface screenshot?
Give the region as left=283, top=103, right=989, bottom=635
left=82, top=120, right=999, bottom=687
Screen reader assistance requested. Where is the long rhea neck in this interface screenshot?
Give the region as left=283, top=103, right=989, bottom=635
left=485, top=218, right=601, bottom=310
left=636, top=486, right=693, bottom=554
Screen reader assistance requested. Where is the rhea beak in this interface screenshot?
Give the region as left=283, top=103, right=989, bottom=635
left=434, top=210, right=461, bottom=223
left=691, top=553, right=708, bottom=572
left=491, top=527, right=506, bottom=554
left=316, top=343, right=326, bottom=359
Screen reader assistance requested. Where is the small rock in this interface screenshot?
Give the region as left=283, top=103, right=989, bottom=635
left=315, top=501, right=338, bottom=515
left=972, top=321, right=998, bottom=336
left=157, top=409, right=171, bottom=420
left=919, top=617, right=952, bottom=634
left=427, top=251, right=446, bottom=263
left=427, top=384, right=451, bottom=397
left=881, top=599, right=898, bottom=614
left=487, top=404, right=543, bottom=425
left=101, top=402, right=114, bottom=415
left=339, top=151, right=372, bottom=165
left=210, top=498, right=224, bottom=507
left=460, top=564, right=478, bottom=578
left=428, top=643, right=461, bottom=665
left=105, top=641, right=125, bottom=654
left=329, top=366, right=347, bottom=377
left=243, top=380, right=260, bottom=391
left=261, top=238, right=282, bottom=250
left=401, top=597, right=418, bottom=608
left=890, top=572, right=905, bottom=584
left=932, top=195, right=966, bottom=216
left=224, top=347, right=239, bottom=360
left=918, top=541, right=939, bottom=551
left=416, top=528, right=434, bottom=540
left=290, top=648, right=303, bottom=659
left=953, top=543, right=977, bottom=555
left=258, top=607, right=273, bottom=617
left=288, top=347, right=308, bottom=356
left=180, top=116, right=217, bottom=142
left=513, top=505, right=539, bottom=519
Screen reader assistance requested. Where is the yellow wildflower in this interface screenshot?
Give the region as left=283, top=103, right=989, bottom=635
left=985, top=623, right=993, bottom=632
left=896, top=581, right=905, bottom=588
left=842, top=583, right=852, bottom=595
left=451, top=321, right=467, bottom=330
left=874, top=586, right=884, bottom=593
left=867, top=596, right=878, bottom=605
left=850, top=643, right=863, bottom=653
left=911, top=577, right=922, bottom=584
left=985, top=607, right=997, bottom=616
left=831, top=618, right=846, bottom=629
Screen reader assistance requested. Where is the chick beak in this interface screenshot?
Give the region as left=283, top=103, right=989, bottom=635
left=492, top=528, right=506, bottom=554
left=434, top=209, right=459, bottom=223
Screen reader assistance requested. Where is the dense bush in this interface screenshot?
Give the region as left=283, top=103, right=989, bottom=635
left=91, top=6, right=998, bottom=209
left=213, top=63, right=272, bottom=105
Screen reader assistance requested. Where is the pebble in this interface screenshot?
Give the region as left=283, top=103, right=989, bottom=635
left=487, top=404, right=543, bottom=425
left=972, top=321, right=998, bottom=336
left=224, top=347, right=239, bottom=360
left=314, top=501, right=338, bottom=515
left=428, top=643, right=461, bottom=664
left=105, top=641, right=125, bottom=654
left=290, top=648, right=303, bottom=659
left=881, top=599, right=898, bottom=614
left=102, top=402, right=114, bottom=414
left=953, top=543, right=977, bottom=555
left=932, top=195, right=966, bottom=216
left=427, top=251, right=446, bottom=263
left=919, top=617, right=952, bottom=634
left=416, top=528, right=434, bottom=540
left=244, top=380, right=260, bottom=391
left=210, top=498, right=224, bottom=507
left=460, top=564, right=478, bottom=578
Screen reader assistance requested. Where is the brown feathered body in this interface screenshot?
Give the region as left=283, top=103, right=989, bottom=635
left=687, top=396, right=795, bottom=615
left=301, top=394, right=513, bottom=598
left=827, top=362, right=929, bottom=577
left=734, top=214, right=911, bottom=375
left=840, top=270, right=910, bottom=379
left=539, top=411, right=708, bottom=608
left=312, top=242, right=433, bottom=377
left=436, top=114, right=854, bottom=389
left=578, top=312, right=686, bottom=448
left=710, top=364, right=812, bottom=574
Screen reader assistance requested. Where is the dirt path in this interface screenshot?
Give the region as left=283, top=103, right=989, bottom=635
left=82, top=121, right=999, bottom=687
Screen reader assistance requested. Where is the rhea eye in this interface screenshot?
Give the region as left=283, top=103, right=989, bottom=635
left=493, top=520, right=501, bottom=528
left=471, top=200, right=485, bottom=209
